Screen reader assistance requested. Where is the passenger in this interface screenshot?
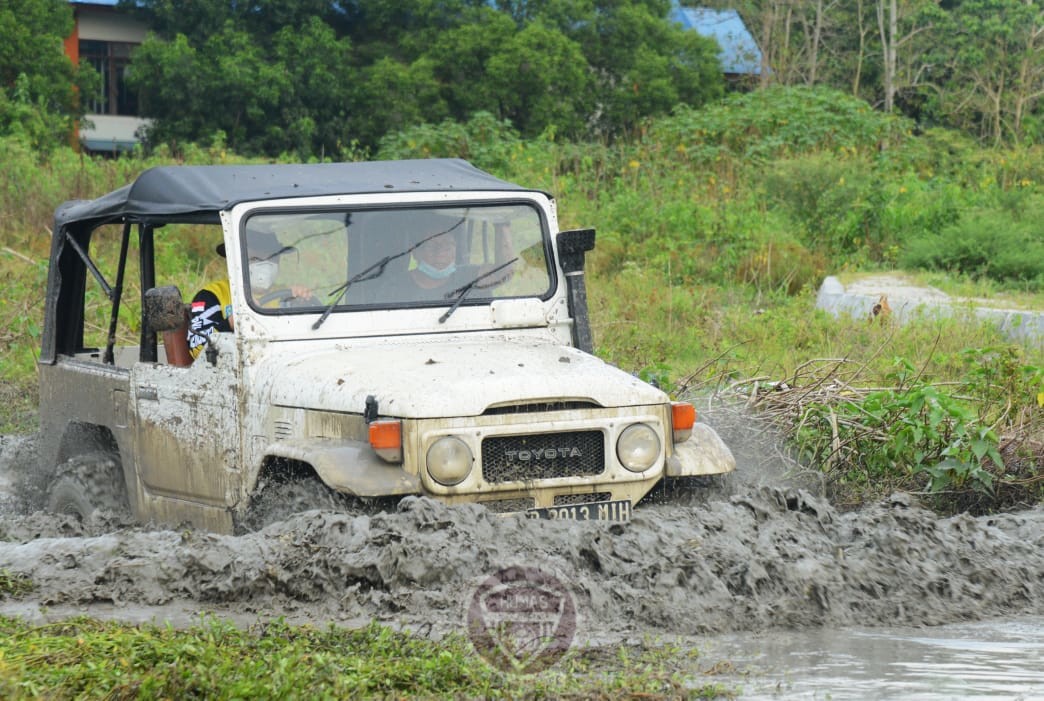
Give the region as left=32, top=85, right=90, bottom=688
left=187, top=231, right=308, bottom=360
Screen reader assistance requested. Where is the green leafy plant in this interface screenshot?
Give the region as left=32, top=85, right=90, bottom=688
left=638, top=363, right=673, bottom=390
left=795, top=358, right=1002, bottom=498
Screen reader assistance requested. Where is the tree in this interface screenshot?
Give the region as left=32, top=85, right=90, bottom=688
left=943, top=0, right=1044, bottom=144
left=0, top=0, right=98, bottom=149
left=551, top=0, right=724, bottom=137
left=341, top=0, right=491, bottom=63
left=270, top=18, right=358, bottom=155
left=121, top=0, right=349, bottom=46
left=486, top=21, right=591, bottom=137
left=128, top=18, right=359, bottom=157
left=423, top=8, right=517, bottom=122
left=124, top=0, right=727, bottom=153
left=876, top=0, right=941, bottom=113
left=352, top=57, right=448, bottom=149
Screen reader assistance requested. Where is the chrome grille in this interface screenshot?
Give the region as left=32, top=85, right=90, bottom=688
left=553, top=492, right=612, bottom=506
left=482, top=431, right=605, bottom=483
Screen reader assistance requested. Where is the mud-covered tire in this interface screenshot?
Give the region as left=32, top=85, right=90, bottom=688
left=239, top=477, right=353, bottom=532
left=47, top=452, right=129, bottom=521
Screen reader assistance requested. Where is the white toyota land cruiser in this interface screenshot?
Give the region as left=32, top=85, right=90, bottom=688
left=38, top=159, right=734, bottom=533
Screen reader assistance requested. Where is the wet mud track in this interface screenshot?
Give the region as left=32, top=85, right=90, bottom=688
left=1, top=468, right=1042, bottom=638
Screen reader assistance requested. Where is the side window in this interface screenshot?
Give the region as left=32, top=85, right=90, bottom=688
left=80, top=223, right=141, bottom=362
left=78, top=222, right=225, bottom=366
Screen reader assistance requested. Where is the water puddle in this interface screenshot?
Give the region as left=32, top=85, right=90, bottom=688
left=703, top=616, right=1044, bottom=700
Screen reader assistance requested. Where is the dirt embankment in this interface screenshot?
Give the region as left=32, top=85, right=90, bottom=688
left=1, top=430, right=1041, bottom=637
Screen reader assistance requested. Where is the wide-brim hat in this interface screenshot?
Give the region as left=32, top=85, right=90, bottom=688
left=216, top=231, right=297, bottom=260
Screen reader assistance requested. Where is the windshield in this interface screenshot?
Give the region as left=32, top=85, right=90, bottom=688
left=239, top=203, right=553, bottom=314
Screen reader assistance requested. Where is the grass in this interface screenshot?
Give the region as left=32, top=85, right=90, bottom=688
left=0, top=616, right=735, bottom=700
left=0, top=381, right=37, bottom=435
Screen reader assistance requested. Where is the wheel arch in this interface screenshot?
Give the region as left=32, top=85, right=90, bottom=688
left=53, top=422, right=143, bottom=515
left=252, top=455, right=322, bottom=496
left=56, top=422, right=118, bottom=466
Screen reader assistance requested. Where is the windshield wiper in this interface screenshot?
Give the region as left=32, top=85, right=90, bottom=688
left=438, top=257, right=518, bottom=324
left=312, top=219, right=469, bottom=330
left=312, top=254, right=394, bottom=330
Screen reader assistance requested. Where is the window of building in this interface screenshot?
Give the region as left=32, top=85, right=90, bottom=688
left=79, top=40, right=139, bottom=116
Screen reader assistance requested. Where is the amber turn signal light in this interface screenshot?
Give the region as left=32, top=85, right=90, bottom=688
left=671, top=402, right=696, bottom=443
left=369, top=419, right=403, bottom=462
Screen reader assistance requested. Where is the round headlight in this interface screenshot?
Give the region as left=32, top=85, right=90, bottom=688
left=426, top=436, right=474, bottom=486
left=617, top=423, right=660, bottom=472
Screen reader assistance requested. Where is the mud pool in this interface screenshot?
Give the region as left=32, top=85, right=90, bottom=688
left=703, top=616, right=1044, bottom=699
left=1, top=432, right=1043, bottom=696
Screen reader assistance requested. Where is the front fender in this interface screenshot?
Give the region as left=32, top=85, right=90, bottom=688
left=666, top=423, right=736, bottom=477
left=265, top=438, right=422, bottom=497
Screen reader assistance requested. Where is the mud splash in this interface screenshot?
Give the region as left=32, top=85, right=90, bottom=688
left=1, top=431, right=1042, bottom=638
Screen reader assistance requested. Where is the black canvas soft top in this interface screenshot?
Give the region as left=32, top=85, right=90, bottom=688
left=54, top=159, right=535, bottom=229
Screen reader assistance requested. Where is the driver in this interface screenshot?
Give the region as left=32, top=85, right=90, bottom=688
left=187, top=230, right=307, bottom=360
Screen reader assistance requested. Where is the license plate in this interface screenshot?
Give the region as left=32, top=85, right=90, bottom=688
left=526, top=499, right=631, bottom=521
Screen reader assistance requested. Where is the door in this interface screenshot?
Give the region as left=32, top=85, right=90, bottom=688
left=129, top=334, right=241, bottom=509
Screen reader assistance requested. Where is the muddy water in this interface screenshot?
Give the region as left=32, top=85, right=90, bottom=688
left=702, top=616, right=1044, bottom=699
left=1, top=433, right=1043, bottom=696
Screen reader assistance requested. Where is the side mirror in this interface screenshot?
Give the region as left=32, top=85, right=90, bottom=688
left=144, top=285, right=187, bottom=332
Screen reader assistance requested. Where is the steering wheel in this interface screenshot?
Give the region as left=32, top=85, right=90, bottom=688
left=258, top=289, right=319, bottom=307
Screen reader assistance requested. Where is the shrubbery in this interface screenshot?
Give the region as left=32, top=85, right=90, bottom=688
left=900, top=197, right=1044, bottom=291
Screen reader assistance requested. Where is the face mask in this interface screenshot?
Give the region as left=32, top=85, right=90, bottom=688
left=416, top=259, right=457, bottom=280
left=249, top=260, right=279, bottom=290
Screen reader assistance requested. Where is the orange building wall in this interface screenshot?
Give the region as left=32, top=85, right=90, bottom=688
left=64, top=14, right=80, bottom=149
left=64, top=15, right=80, bottom=64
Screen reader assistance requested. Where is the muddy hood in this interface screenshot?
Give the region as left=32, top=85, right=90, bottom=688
left=261, top=338, right=665, bottom=417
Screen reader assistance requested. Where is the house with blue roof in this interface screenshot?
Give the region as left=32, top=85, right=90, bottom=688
left=670, top=4, right=764, bottom=82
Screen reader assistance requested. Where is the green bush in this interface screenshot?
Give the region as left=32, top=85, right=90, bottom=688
left=647, top=86, right=908, bottom=166
left=763, top=153, right=878, bottom=258
left=900, top=201, right=1044, bottom=290
left=377, top=111, right=526, bottom=174
left=0, top=76, right=76, bottom=154
left=735, top=239, right=826, bottom=296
